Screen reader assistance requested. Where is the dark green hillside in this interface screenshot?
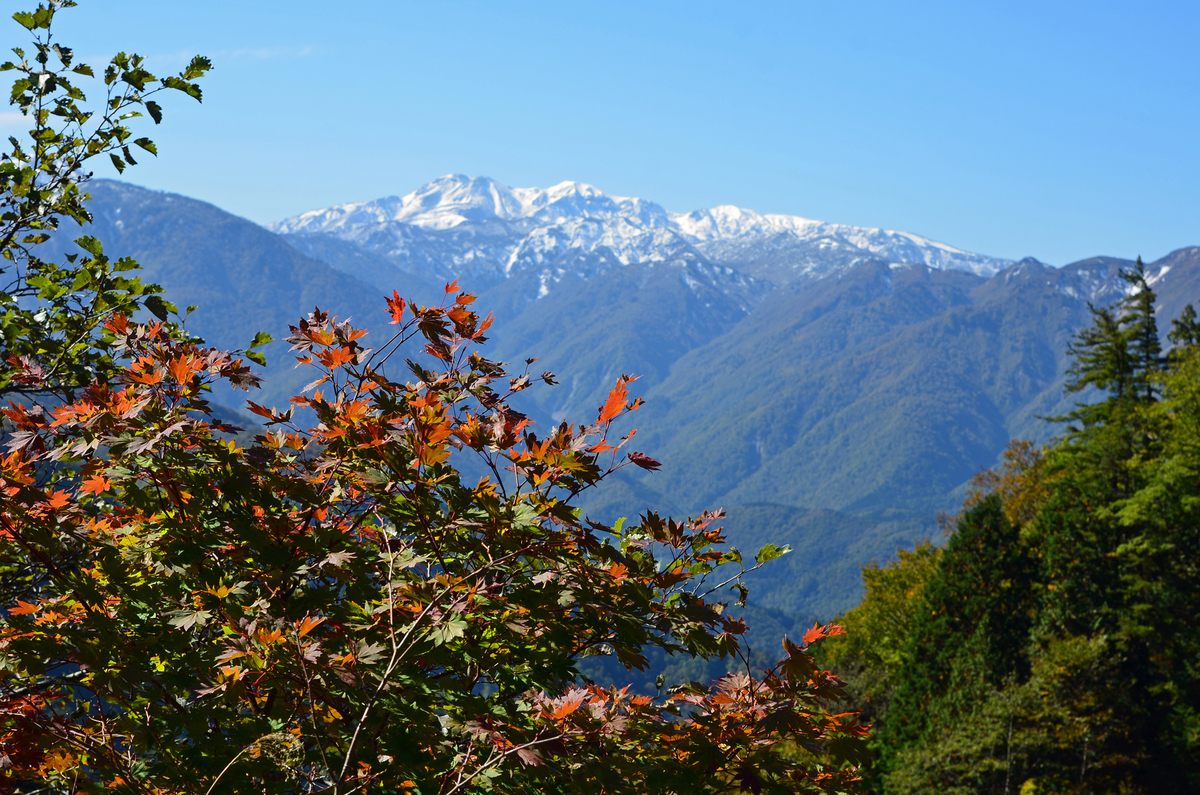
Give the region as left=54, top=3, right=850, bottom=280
left=720, top=504, right=928, bottom=621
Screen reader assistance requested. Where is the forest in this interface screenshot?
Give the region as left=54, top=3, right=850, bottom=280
left=821, top=270, right=1200, bottom=792
left=2, top=3, right=1199, bottom=794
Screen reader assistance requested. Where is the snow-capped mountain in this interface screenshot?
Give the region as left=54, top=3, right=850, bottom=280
left=270, top=175, right=1012, bottom=298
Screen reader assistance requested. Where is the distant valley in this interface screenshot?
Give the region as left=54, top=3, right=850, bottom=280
left=54, top=176, right=1200, bottom=619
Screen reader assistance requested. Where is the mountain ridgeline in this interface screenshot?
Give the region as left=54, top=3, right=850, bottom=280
left=60, top=177, right=1199, bottom=618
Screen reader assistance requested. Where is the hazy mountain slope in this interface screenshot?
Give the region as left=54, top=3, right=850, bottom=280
left=50, top=181, right=392, bottom=406
left=619, top=256, right=1162, bottom=520
left=482, top=256, right=768, bottom=423
left=280, top=231, right=442, bottom=303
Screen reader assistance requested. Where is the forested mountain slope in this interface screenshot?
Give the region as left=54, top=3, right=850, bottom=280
left=63, top=179, right=1198, bottom=618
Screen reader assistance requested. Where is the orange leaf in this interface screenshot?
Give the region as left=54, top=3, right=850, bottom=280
left=246, top=401, right=276, bottom=420
left=297, top=615, right=326, bottom=637
left=444, top=279, right=459, bottom=294
left=386, top=291, right=406, bottom=325
left=127, top=369, right=163, bottom=385
left=598, top=376, right=638, bottom=424
left=81, top=475, right=112, bottom=496
left=802, top=621, right=826, bottom=646
left=316, top=347, right=356, bottom=369
left=167, top=354, right=200, bottom=385
left=256, top=628, right=284, bottom=645
left=45, top=490, right=70, bottom=510
left=552, top=692, right=587, bottom=720
left=9, top=600, right=40, bottom=615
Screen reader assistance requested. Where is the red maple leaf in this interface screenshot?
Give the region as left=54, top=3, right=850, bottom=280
left=802, top=622, right=827, bottom=646
left=81, top=475, right=112, bottom=496
left=45, top=490, right=70, bottom=510
left=386, top=291, right=406, bottom=325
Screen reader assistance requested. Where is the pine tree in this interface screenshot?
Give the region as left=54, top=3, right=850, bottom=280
left=1120, top=258, right=1164, bottom=403
left=879, top=495, right=1036, bottom=788
left=1167, top=303, right=1199, bottom=356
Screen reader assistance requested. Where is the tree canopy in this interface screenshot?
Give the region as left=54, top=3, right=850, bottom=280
left=0, top=4, right=867, bottom=793
left=825, top=261, right=1200, bottom=794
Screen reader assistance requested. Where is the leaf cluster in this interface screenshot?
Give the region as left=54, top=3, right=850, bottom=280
left=0, top=1, right=211, bottom=401
left=0, top=282, right=867, bottom=794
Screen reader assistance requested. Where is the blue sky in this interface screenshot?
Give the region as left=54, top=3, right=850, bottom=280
left=14, top=0, right=1199, bottom=264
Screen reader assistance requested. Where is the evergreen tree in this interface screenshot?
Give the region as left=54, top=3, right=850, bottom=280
left=1119, top=258, right=1164, bottom=403
left=879, top=496, right=1037, bottom=787
left=1167, top=303, right=1199, bottom=355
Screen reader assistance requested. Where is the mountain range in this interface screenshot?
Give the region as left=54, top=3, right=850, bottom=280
left=50, top=176, right=1199, bottom=619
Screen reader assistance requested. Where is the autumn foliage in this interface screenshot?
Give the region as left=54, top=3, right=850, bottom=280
left=0, top=281, right=865, bottom=793
left=0, top=3, right=866, bottom=790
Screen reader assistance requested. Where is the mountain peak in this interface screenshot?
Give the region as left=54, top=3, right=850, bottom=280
left=270, top=175, right=1014, bottom=284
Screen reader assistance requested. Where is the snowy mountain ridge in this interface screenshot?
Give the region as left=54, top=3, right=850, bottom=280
left=270, top=174, right=1012, bottom=297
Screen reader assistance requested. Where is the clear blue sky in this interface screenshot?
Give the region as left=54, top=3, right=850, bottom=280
left=14, top=0, right=1200, bottom=265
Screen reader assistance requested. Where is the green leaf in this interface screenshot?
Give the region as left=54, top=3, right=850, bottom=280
left=429, top=617, right=467, bottom=646
left=754, top=543, right=791, bottom=565
left=168, top=609, right=212, bottom=631
left=249, top=331, right=273, bottom=349
left=143, top=295, right=170, bottom=321
left=182, top=55, right=213, bottom=81
left=133, top=137, right=156, bottom=155
left=74, top=236, right=103, bottom=258
left=144, top=99, right=162, bottom=124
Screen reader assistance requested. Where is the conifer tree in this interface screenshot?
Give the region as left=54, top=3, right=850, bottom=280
left=877, top=496, right=1036, bottom=786
left=1167, top=303, right=1199, bottom=354
left=1119, top=258, right=1164, bottom=403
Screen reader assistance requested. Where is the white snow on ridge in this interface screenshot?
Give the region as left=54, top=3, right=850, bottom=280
left=271, top=174, right=1012, bottom=281
left=275, top=175, right=670, bottom=235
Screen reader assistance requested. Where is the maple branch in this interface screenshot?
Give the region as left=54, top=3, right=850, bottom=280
left=333, top=546, right=533, bottom=792
left=439, top=732, right=570, bottom=795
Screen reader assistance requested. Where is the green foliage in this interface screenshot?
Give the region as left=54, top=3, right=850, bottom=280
left=826, top=265, right=1200, bottom=793
left=1167, top=303, right=1199, bottom=352
left=884, top=634, right=1133, bottom=795
left=881, top=495, right=1037, bottom=759
left=818, top=541, right=941, bottom=788
left=0, top=0, right=210, bottom=400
